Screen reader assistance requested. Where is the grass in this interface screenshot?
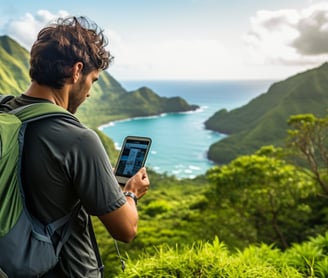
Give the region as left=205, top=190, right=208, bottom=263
left=115, top=233, right=328, bottom=278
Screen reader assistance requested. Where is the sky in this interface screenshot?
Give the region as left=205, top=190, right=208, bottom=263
left=0, top=0, right=328, bottom=81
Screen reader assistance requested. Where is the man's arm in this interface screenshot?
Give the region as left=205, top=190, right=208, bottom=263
left=98, top=167, right=149, bottom=242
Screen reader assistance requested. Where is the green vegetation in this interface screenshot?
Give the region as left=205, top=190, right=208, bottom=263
left=287, top=113, right=328, bottom=195
left=116, top=234, right=328, bottom=277
left=0, top=35, right=30, bottom=95
left=94, top=112, right=328, bottom=277
left=92, top=172, right=212, bottom=276
left=206, top=154, right=316, bottom=250
left=205, top=62, right=328, bottom=164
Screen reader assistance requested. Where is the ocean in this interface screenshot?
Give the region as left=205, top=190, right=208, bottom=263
left=100, top=80, right=275, bottom=179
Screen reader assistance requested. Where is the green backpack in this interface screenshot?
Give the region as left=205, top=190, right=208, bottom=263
left=0, top=96, right=81, bottom=277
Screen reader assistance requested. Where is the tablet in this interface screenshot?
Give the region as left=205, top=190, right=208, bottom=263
left=114, top=136, right=152, bottom=185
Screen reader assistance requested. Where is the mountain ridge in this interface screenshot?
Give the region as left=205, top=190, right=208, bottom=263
left=0, top=35, right=199, bottom=128
left=205, top=62, right=328, bottom=164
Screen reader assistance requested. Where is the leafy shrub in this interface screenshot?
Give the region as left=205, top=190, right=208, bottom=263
left=116, top=237, right=306, bottom=278
left=143, top=200, right=171, bottom=217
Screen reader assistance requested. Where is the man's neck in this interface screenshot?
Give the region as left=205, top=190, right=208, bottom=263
left=24, top=82, right=68, bottom=109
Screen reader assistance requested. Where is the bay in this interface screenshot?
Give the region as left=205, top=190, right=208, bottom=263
left=100, top=80, right=275, bottom=179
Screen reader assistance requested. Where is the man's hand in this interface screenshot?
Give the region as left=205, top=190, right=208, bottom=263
left=123, top=167, right=150, bottom=200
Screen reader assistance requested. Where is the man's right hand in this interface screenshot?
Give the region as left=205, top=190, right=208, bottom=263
left=123, top=167, right=150, bottom=200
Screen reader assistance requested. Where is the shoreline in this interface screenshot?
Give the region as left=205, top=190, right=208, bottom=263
left=98, top=106, right=204, bottom=131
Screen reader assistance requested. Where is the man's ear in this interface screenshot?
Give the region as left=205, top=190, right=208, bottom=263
left=72, top=62, right=84, bottom=83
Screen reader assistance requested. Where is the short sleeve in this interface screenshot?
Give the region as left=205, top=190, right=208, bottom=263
left=65, top=128, right=126, bottom=215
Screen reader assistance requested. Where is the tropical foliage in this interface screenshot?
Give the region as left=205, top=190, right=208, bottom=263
left=206, top=154, right=316, bottom=249
left=94, top=111, right=328, bottom=277
left=116, top=233, right=328, bottom=278
left=287, top=113, right=328, bottom=197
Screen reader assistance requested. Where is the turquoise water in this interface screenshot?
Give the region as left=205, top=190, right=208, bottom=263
left=100, top=80, right=275, bottom=178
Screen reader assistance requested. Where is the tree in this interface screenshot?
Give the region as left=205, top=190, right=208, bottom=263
left=206, top=154, right=315, bottom=249
left=287, top=114, right=328, bottom=197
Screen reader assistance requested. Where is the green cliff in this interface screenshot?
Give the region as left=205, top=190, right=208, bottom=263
left=205, top=62, right=328, bottom=164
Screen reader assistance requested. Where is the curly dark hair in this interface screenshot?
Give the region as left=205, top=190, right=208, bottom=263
left=29, top=16, right=114, bottom=89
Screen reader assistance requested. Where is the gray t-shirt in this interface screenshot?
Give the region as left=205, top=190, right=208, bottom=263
left=7, top=94, right=126, bottom=277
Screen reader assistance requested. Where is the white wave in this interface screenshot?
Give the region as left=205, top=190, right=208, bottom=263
left=98, top=121, right=115, bottom=129
left=99, top=107, right=204, bottom=130
left=172, top=169, right=182, bottom=174
left=188, top=165, right=201, bottom=170
left=195, top=105, right=208, bottom=113
left=114, top=142, right=121, bottom=150
left=133, top=114, right=167, bottom=120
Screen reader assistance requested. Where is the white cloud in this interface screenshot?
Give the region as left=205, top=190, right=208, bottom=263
left=3, top=4, right=328, bottom=80
left=292, top=2, right=328, bottom=55
left=3, top=10, right=69, bottom=49
left=244, top=2, right=328, bottom=67
left=107, top=35, right=233, bottom=79
left=6, top=11, right=227, bottom=79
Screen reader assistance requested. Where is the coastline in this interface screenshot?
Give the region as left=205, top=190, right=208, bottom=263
left=98, top=106, right=203, bottom=131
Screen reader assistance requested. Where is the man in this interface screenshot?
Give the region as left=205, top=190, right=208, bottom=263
left=4, top=16, right=150, bottom=277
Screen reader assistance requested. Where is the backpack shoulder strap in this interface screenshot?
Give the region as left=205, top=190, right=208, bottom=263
left=11, top=103, right=79, bottom=123
left=46, top=202, right=82, bottom=256
left=0, top=95, right=15, bottom=111
left=0, top=95, right=15, bottom=104
left=0, top=95, right=78, bottom=123
left=88, top=216, right=105, bottom=276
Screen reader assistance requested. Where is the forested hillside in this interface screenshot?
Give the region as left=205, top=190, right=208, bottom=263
left=205, top=62, right=328, bottom=164
left=0, top=35, right=198, bottom=128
